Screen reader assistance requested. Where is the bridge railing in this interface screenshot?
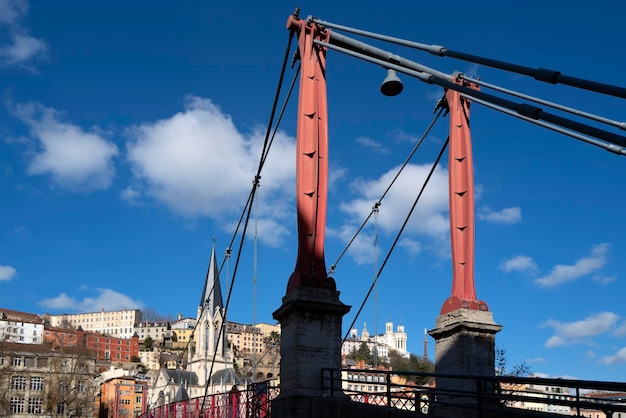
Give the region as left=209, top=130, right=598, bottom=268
left=139, top=381, right=279, bottom=418
left=321, top=368, right=626, bottom=416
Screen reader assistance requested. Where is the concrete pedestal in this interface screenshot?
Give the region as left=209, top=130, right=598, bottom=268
left=428, top=308, right=502, bottom=417
left=272, top=286, right=350, bottom=418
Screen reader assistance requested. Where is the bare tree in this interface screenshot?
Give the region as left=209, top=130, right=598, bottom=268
left=141, top=307, right=167, bottom=323
left=59, top=319, right=76, bottom=330
left=44, top=346, right=98, bottom=417
left=0, top=350, right=10, bottom=415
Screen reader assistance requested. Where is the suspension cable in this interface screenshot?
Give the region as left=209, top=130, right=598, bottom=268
left=343, top=136, right=450, bottom=344
left=315, top=38, right=626, bottom=150
left=311, top=17, right=626, bottom=100
left=458, top=74, right=626, bottom=131
left=198, top=27, right=296, bottom=414
left=329, top=103, right=445, bottom=274
left=462, top=93, right=626, bottom=156
left=372, top=201, right=379, bottom=367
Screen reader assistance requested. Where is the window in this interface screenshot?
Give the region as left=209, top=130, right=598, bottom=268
left=12, top=376, right=27, bottom=390
left=11, top=397, right=25, bottom=413
left=28, top=397, right=42, bottom=414
left=57, top=402, right=65, bottom=414
left=30, top=377, right=44, bottom=391
left=79, top=381, right=86, bottom=392
left=12, top=356, right=22, bottom=366
left=24, top=357, right=35, bottom=367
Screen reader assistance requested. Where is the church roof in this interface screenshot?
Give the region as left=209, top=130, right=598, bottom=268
left=165, top=369, right=199, bottom=387
left=208, top=367, right=248, bottom=386
left=173, top=382, right=190, bottom=402
left=199, top=242, right=224, bottom=315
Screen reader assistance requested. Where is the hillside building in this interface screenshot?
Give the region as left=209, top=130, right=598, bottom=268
left=0, top=308, right=44, bottom=344
left=45, top=308, right=142, bottom=339
left=43, top=326, right=140, bottom=363
left=342, top=319, right=409, bottom=361
left=0, top=341, right=98, bottom=417
left=99, top=374, right=148, bottom=417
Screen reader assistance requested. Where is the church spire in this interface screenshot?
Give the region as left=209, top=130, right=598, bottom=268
left=199, top=239, right=224, bottom=315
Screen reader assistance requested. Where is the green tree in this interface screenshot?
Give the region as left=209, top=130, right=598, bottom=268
left=143, top=336, right=154, bottom=350
left=354, top=342, right=373, bottom=364
left=388, top=350, right=434, bottom=385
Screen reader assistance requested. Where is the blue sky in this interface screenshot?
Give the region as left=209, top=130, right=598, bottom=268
left=1, top=0, right=625, bottom=382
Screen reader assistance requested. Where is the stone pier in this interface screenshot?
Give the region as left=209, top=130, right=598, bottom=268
left=428, top=308, right=502, bottom=417
left=272, top=286, right=350, bottom=418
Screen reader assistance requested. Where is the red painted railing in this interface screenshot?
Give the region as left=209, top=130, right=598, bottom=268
left=139, top=383, right=279, bottom=418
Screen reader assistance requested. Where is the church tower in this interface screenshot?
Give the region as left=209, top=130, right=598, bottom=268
left=187, top=241, right=230, bottom=387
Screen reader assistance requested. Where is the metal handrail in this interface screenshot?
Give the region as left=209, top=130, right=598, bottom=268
left=321, top=368, right=626, bottom=416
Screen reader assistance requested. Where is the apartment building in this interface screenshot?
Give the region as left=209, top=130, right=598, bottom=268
left=43, top=326, right=140, bottom=363
left=99, top=375, right=148, bottom=417
left=170, top=316, right=196, bottom=349
left=0, top=308, right=44, bottom=344
left=503, top=379, right=572, bottom=414
left=133, top=321, right=172, bottom=345
left=227, top=321, right=265, bottom=354
left=45, top=308, right=142, bottom=339
left=0, top=341, right=98, bottom=417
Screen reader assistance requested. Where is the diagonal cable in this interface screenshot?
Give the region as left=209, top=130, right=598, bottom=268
left=329, top=103, right=445, bottom=275
left=343, top=136, right=450, bottom=344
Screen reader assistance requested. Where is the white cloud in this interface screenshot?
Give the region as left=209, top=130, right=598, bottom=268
left=336, top=163, right=449, bottom=263
left=355, top=137, right=389, bottom=154
left=0, top=0, right=47, bottom=67
left=477, top=206, right=521, bottom=224
left=544, top=335, right=567, bottom=348
left=328, top=225, right=377, bottom=266
left=12, top=102, right=118, bottom=191
left=341, top=163, right=449, bottom=238
left=535, top=243, right=610, bottom=288
left=499, top=255, right=537, bottom=273
left=612, top=321, right=626, bottom=338
left=542, top=311, right=619, bottom=347
left=0, top=264, right=17, bottom=281
left=39, top=289, right=144, bottom=312
left=120, top=186, right=141, bottom=205
left=126, top=96, right=296, bottom=246
left=399, top=238, right=422, bottom=255
left=592, top=275, right=616, bottom=284
left=600, top=347, right=626, bottom=365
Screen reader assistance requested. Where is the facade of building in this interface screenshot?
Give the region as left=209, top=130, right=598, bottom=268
left=43, top=327, right=140, bottom=363
left=133, top=321, right=172, bottom=345
left=0, top=308, right=45, bottom=344
left=99, top=375, right=148, bottom=417
left=0, top=341, right=98, bottom=417
left=254, top=322, right=281, bottom=338
left=147, top=242, right=237, bottom=406
left=342, top=319, right=409, bottom=361
left=170, top=317, right=196, bottom=349
left=503, top=379, right=572, bottom=414
left=138, top=349, right=161, bottom=371
left=227, top=321, right=265, bottom=355
left=186, top=243, right=232, bottom=392
left=45, top=308, right=142, bottom=339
